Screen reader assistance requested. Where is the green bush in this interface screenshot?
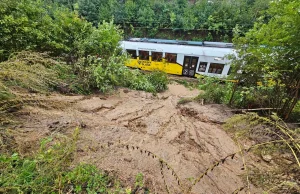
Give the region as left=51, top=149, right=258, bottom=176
left=63, top=164, right=112, bottom=193
left=197, top=77, right=233, bottom=104
left=93, top=55, right=168, bottom=93
left=0, top=0, right=123, bottom=63
left=79, top=20, right=123, bottom=60
left=146, top=71, right=168, bottom=92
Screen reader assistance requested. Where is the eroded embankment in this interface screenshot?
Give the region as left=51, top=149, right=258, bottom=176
left=10, top=84, right=261, bottom=194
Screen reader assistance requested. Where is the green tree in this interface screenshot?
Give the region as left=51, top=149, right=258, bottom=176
left=137, top=6, right=155, bottom=27
left=78, top=0, right=102, bottom=25
left=79, top=21, right=123, bottom=59
left=232, top=0, right=300, bottom=119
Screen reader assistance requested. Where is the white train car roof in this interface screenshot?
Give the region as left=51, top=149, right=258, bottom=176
left=120, top=38, right=236, bottom=59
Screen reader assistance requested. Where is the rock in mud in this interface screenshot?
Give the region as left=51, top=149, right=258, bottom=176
left=124, top=157, right=132, bottom=162
left=261, top=154, right=272, bottom=162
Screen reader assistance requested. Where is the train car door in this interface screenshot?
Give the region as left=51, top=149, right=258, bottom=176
left=182, top=56, right=198, bottom=77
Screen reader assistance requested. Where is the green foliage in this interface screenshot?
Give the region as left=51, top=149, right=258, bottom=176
left=74, top=0, right=271, bottom=40
left=93, top=55, right=168, bottom=93
left=197, top=77, right=234, bottom=104
left=0, top=0, right=94, bottom=61
left=0, top=128, right=126, bottom=193
left=70, top=57, right=98, bottom=94
left=232, top=0, right=300, bottom=119
left=0, top=83, right=14, bottom=101
left=0, top=0, right=124, bottom=63
left=0, top=128, right=79, bottom=193
left=146, top=71, right=169, bottom=92
left=79, top=20, right=123, bottom=59
left=231, top=82, right=288, bottom=109
left=173, top=79, right=198, bottom=90
left=63, top=164, right=111, bottom=193
left=135, top=173, right=144, bottom=188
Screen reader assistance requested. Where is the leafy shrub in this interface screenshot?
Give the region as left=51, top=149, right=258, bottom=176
left=93, top=55, right=168, bottom=93
left=63, top=164, right=112, bottom=193
left=79, top=20, right=123, bottom=60
left=146, top=71, right=168, bottom=92
left=197, top=77, right=234, bottom=104
left=70, top=57, right=99, bottom=94
left=0, top=0, right=94, bottom=61
left=0, top=0, right=123, bottom=63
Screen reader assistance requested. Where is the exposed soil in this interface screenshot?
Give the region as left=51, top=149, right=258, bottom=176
left=9, top=83, right=263, bottom=194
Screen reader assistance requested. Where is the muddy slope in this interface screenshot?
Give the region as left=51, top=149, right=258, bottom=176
left=13, top=84, right=261, bottom=194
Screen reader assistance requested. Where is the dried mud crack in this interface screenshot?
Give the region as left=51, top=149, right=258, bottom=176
left=8, top=84, right=263, bottom=194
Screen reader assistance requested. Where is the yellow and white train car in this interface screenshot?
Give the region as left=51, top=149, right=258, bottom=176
left=120, top=38, right=236, bottom=78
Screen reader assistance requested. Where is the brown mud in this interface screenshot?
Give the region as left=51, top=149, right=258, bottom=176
left=9, top=83, right=263, bottom=194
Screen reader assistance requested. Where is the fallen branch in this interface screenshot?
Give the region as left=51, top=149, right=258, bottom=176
left=226, top=108, right=281, bottom=112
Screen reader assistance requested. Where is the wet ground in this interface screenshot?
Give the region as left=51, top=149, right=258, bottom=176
left=11, top=83, right=262, bottom=194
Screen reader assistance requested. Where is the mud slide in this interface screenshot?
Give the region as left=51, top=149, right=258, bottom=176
left=13, top=83, right=262, bottom=194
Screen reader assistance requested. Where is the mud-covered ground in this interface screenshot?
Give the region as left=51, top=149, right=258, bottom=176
left=11, top=83, right=263, bottom=194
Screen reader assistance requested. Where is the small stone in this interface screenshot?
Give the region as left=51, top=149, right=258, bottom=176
left=102, top=104, right=114, bottom=109
left=261, top=154, right=272, bottom=162
left=52, top=121, right=59, bottom=125
left=124, top=157, right=132, bottom=162
left=80, top=123, right=86, bottom=128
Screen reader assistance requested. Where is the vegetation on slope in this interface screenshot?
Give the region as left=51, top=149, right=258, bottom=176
left=224, top=113, right=300, bottom=193
left=196, top=0, right=300, bottom=121
left=0, top=128, right=129, bottom=193
left=67, top=0, right=270, bottom=40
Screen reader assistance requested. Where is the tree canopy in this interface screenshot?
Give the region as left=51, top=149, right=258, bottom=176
left=232, top=0, right=300, bottom=119
left=0, top=0, right=122, bottom=61
left=67, top=0, right=271, bottom=40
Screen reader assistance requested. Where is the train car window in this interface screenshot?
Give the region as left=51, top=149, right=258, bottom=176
left=208, top=63, right=224, bottom=74
left=165, top=53, right=177, bottom=63
left=126, top=49, right=137, bottom=59
left=139, top=50, right=150, bottom=60
left=198, top=62, right=207, bottom=72
left=152, top=52, right=163, bottom=61
left=183, top=57, right=190, bottom=68
left=191, top=57, right=198, bottom=68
